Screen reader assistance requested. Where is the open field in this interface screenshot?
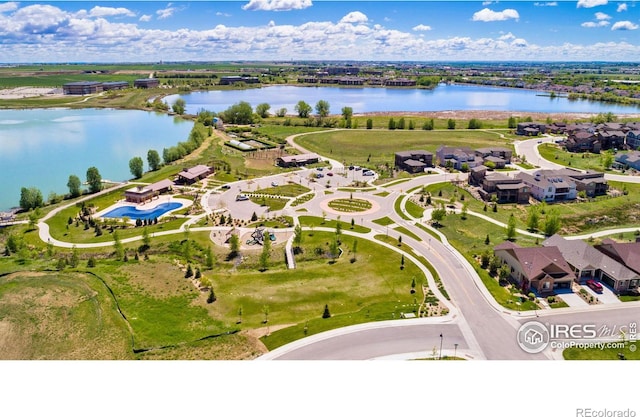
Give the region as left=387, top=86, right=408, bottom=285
left=295, top=129, right=513, bottom=168
left=0, top=271, right=132, bottom=359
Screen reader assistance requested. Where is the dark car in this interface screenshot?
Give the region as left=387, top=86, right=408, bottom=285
left=586, top=279, right=603, bottom=292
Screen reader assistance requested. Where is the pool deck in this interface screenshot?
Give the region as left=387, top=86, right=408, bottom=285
left=94, top=196, right=193, bottom=221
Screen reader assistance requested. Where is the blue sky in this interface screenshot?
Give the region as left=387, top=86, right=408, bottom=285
left=0, top=1, right=638, bottom=62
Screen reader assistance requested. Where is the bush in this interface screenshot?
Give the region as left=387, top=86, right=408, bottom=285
left=528, top=292, right=535, bottom=301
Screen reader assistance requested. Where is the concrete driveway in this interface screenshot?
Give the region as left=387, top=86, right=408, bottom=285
left=582, top=283, right=621, bottom=304
left=554, top=289, right=588, bottom=308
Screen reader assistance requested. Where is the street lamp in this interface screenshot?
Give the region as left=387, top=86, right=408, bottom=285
left=454, top=343, right=458, bottom=359
left=439, top=333, right=443, bottom=360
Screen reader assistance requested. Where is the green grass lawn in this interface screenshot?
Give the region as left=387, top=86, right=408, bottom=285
left=248, top=195, right=288, bottom=211
left=0, top=271, right=133, bottom=359
left=295, top=129, right=513, bottom=168
left=394, top=226, right=422, bottom=242
left=538, top=143, right=608, bottom=172
left=298, top=215, right=371, bottom=233
left=246, top=183, right=310, bottom=197
left=327, top=198, right=373, bottom=212
left=563, top=341, right=638, bottom=360
left=405, top=200, right=425, bottom=218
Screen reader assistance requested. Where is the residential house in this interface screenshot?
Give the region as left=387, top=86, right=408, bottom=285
left=543, top=234, right=640, bottom=294
left=625, top=130, right=640, bottom=150
left=560, top=168, right=608, bottom=197
left=468, top=165, right=488, bottom=186
left=394, top=150, right=434, bottom=174
left=615, top=151, right=640, bottom=171
left=480, top=172, right=530, bottom=204
left=475, top=147, right=513, bottom=164
left=63, top=81, right=103, bottom=95
left=516, top=122, right=546, bottom=136
left=436, top=146, right=483, bottom=170
left=564, top=130, right=600, bottom=153
left=494, top=241, right=576, bottom=295
left=594, top=239, right=640, bottom=292
left=517, top=170, right=577, bottom=202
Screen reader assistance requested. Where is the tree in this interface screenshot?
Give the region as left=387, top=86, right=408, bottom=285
left=220, top=101, right=254, bottom=124
left=129, top=156, right=144, bottom=179
left=341, top=106, right=353, bottom=120
left=86, top=166, right=103, bottom=193
left=447, top=119, right=456, bottom=129
left=67, top=175, right=82, bottom=198
left=602, top=152, right=614, bottom=170
left=275, top=107, right=287, bottom=117
left=195, top=267, right=202, bottom=279
left=422, top=119, right=434, bottom=130
left=19, top=187, right=43, bottom=210
left=141, top=227, right=151, bottom=250
left=256, top=102, right=271, bottom=118
left=322, top=304, right=331, bottom=319
left=172, top=98, right=186, bottom=115
left=147, top=149, right=161, bottom=171
left=484, top=234, right=490, bottom=245
left=113, top=230, right=124, bottom=261
left=506, top=214, right=517, bottom=241
left=388, top=118, right=396, bottom=130
left=293, top=224, right=304, bottom=252
left=408, top=120, right=415, bottom=130
left=461, top=202, right=468, bottom=220
left=508, top=116, right=517, bottom=129
left=398, top=235, right=402, bottom=246
left=431, top=205, right=446, bottom=227
left=185, top=264, right=194, bottom=278
left=480, top=250, right=491, bottom=269
left=543, top=209, right=561, bottom=236
left=294, top=100, right=312, bottom=118
left=259, top=235, right=271, bottom=271
left=229, top=234, right=240, bottom=257
left=411, top=277, right=416, bottom=294
left=207, top=288, right=216, bottom=304
left=329, top=238, right=340, bottom=260
left=315, top=100, right=330, bottom=119
left=366, top=118, right=373, bottom=129
left=397, top=117, right=406, bottom=129
left=467, top=118, right=482, bottom=129
left=350, top=239, right=358, bottom=263
left=400, top=254, right=405, bottom=270
left=527, top=206, right=540, bottom=232
left=205, top=246, right=214, bottom=269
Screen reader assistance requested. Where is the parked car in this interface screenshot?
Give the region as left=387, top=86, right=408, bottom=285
left=348, top=165, right=354, bottom=170
left=271, top=181, right=279, bottom=186
left=221, top=184, right=231, bottom=190
left=354, top=166, right=361, bottom=171
left=586, top=279, right=603, bottom=292
left=236, top=194, right=249, bottom=201
left=316, top=173, right=324, bottom=178
left=316, top=167, right=324, bottom=171
left=363, top=170, right=375, bottom=176
left=326, top=172, right=333, bottom=176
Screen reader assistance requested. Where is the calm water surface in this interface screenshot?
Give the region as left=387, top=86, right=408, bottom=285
left=166, top=84, right=640, bottom=115
left=0, top=108, right=193, bottom=211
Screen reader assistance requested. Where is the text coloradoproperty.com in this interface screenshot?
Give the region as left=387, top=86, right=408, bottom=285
left=551, top=341, right=627, bottom=350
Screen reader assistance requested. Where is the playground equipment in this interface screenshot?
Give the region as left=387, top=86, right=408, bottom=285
left=246, top=227, right=276, bottom=245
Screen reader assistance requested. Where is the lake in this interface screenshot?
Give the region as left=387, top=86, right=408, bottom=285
left=165, top=83, right=640, bottom=116
left=0, top=108, right=193, bottom=211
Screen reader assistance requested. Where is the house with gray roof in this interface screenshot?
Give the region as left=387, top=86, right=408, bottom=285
left=615, top=151, right=640, bottom=171
left=543, top=234, right=640, bottom=294
left=394, top=150, right=433, bottom=173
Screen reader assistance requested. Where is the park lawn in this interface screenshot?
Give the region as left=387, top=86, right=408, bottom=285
left=538, top=143, right=609, bottom=172
left=372, top=216, right=395, bottom=226
left=0, top=271, right=133, bottom=359
left=248, top=195, right=288, bottom=211
left=253, top=125, right=328, bottom=143
left=405, top=200, right=425, bottom=219
left=93, top=259, right=233, bottom=350
left=294, top=129, right=513, bottom=168
left=298, top=215, right=371, bottom=233
left=394, top=226, right=421, bottom=242
left=248, top=183, right=310, bottom=197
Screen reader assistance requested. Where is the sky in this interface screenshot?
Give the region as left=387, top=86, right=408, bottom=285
left=0, top=0, right=639, bottom=62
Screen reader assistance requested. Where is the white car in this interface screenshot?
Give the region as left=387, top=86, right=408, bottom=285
left=236, top=194, right=249, bottom=201
left=271, top=181, right=278, bottom=187
left=363, top=170, right=375, bottom=176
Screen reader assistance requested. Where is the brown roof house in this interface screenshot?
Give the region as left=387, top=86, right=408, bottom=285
left=276, top=153, right=320, bottom=168
left=124, top=179, right=174, bottom=203
left=176, top=165, right=212, bottom=184
left=494, top=241, right=576, bottom=295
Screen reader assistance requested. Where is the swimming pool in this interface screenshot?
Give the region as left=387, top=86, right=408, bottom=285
left=102, top=202, right=183, bottom=220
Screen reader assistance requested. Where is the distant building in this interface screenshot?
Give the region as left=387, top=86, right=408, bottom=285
left=219, top=76, right=260, bottom=85
left=134, top=78, right=160, bottom=89
left=394, top=150, right=434, bottom=173
left=436, top=146, right=483, bottom=170
left=101, top=81, right=130, bottom=91
left=63, top=81, right=103, bottom=95
left=276, top=153, right=320, bottom=168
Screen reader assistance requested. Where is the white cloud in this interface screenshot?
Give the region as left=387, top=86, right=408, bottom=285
left=139, top=15, right=152, bottom=22
left=216, top=12, right=231, bottom=17
left=577, top=0, right=608, bottom=8
left=0, top=2, right=18, bottom=13
left=242, top=0, right=312, bottom=12
left=89, top=6, right=135, bottom=18
left=340, top=11, right=368, bottom=24
left=617, top=3, right=628, bottom=12
left=472, top=8, right=520, bottom=22
left=611, top=20, right=639, bottom=30
left=581, top=20, right=610, bottom=27
left=156, top=3, right=177, bottom=20
left=595, top=12, right=611, bottom=19
left=412, top=24, right=432, bottom=31
left=534, top=2, right=558, bottom=6
left=498, top=32, right=516, bottom=40
left=482, top=1, right=494, bottom=5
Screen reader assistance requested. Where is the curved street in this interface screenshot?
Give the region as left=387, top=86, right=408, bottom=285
left=35, top=131, right=640, bottom=360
